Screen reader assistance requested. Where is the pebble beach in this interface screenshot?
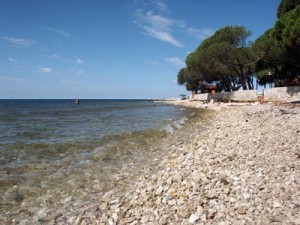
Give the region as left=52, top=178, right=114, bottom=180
left=44, top=101, right=300, bottom=224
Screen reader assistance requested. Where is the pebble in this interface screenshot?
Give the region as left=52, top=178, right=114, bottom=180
left=237, top=207, right=247, bottom=215
left=188, top=214, right=200, bottom=224
left=22, top=103, right=300, bottom=224
left=273, top=201, right=281, bottom=208
left=156, top=186, right=163, bottom=195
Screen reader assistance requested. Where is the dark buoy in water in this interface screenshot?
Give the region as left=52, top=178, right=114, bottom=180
left=75, top=98, right=80, bottom=105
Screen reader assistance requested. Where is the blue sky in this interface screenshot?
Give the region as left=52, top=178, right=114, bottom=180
left=0, top=0, right=280, bottom=99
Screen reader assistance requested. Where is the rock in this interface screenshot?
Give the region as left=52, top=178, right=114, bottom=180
left=156, top=186, right=163, bottom=195
left=188, top=214, right=200, bottom=224
left=140, top=215, right=149, bottom=223
left=196, top=205, right=204, bottom=216
left=100, top=202, right=108, bottom=211
left=207, top=209, right=217, bottom=219
left=200, top=213, right=207, bottom=222
left=273, top=201, right=281, bottom=208
left=156, top=197, right=161, bottom=205
left=270, top=216, right=282, bottom=223
left=223, top=187, right=230, bottom=194
left=109, top=198, right=120, bottom=205
left=220, top=178, right=229, bottom=185
left=111, top=213, right=118, bottom=223
left=147, top=184, right=154, bottom=192
left=159, top=215, right=168, bottom=225
left=108, top=218, right=114, bottom=225
left=85, top=103, right=300, bottom=225
left=256, top=205, right=263, bottom=212
left=243, top=193, right=250, bottom=200
left=100, top=214, right=108, bottom=223
left=218, top=222, right=227, bottom=225
left=237, top=207, right=247, bottom=215
left=167, top=199, right=177, bottom=206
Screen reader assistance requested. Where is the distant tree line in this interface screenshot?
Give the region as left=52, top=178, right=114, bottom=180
left=178, top=0, right=300, bottom=93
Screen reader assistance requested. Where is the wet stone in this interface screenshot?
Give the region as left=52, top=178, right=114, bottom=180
left=6, top=103, right=298, bottom=225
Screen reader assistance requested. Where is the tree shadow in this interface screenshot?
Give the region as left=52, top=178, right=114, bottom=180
left=206, top=90, right=257, bottom=102
left=286, top=85, right=300, bottom=97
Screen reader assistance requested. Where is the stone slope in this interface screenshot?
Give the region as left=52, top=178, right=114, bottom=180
left=98, top=103, right=300, bottom=225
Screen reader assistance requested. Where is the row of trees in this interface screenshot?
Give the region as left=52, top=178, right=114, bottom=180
left=178, top=0, right=300, bottom=93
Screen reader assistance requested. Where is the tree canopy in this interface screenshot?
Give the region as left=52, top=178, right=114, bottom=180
left=182, top=26, right=258, bottom=92
left=277, top=0, right=300, bottom=18
left=254, top=3, right=300, bottom=86
left=177, top=67, right=203, bottom=91
left=177, top=0, right=300, bottom=92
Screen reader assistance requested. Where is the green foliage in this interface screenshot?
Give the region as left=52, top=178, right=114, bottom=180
left=254, top=5, right=300, bottom=86
left=177, top=1, right=300, bottom=92
left=177, top=67, right=202, bottom=91
left=177, top=68, right=188, bottom=85
left=275, top=5, right=300, bottom=64
left=185, top=26, right=256, bottom=92
left=277, top=0, right=300, bottom=18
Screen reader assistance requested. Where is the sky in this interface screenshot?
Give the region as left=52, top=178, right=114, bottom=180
left=0, top=0, right=280, bottom=99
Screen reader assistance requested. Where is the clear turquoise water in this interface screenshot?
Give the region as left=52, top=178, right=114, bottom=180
left=0, top=99, right=196, bottom=223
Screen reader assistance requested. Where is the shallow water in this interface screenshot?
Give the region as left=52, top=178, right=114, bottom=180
left=0, top=99, right=198, bottom=223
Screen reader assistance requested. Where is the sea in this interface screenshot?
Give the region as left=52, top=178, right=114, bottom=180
left=0, top=99, right=198, bottom=223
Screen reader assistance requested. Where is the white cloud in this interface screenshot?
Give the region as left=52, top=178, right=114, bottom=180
left=8, top=57, right=19, bottom=63
left=135, top=0, right=168, bottom=13
left=0, top=76, right=23, bottom=82
left=76, top=59, right=83, bottom=65
left=153, top=0, right=168, bottom=13
left=3, top=36, right=33, bottom=47
left=43, top=27, right=70, bottom=37
left=165, top=56, right=186, bottom=68
left=39, top=67, right=53, bottom=74
left=134, top=1, right=214, bottom=46
left=134, top=10, right=183, bottom=47
left=52, top=54, right=72, bottom=64
left=52, top=54, right=59, bottom=59
left=51, top=54, right=83, bottom=65
left=187, top=27, right=215, bottom=40
left=145, top=59, right=158, bottom=65
left=144, top=26, right=183, bottom=47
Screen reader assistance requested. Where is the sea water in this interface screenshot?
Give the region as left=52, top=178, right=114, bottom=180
left=0, top=99, right=197, bottom=223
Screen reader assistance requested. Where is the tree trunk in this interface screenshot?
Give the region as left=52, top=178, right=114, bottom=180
left=247, top=75, right=254, bottom=90
left=239, top=66, right=248, bottom=90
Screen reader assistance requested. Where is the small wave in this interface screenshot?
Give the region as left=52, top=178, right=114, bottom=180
left=172, top=121, right=182, bottom=129
left=160, top=116, right=189, bottom=133
left=0, top=100, right=200, bottom=224
left=161, top=124, right=175, bottom=133
left=177, top=116, right=188, bottom=125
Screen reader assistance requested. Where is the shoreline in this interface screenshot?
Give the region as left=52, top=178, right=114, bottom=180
left=9, top=101, right=299, bottom=224
left=1, top=101, right=197, bottom=224
left=162, top=99, right=260, bottom=110
left=92, top=101, right=300, bottom=224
